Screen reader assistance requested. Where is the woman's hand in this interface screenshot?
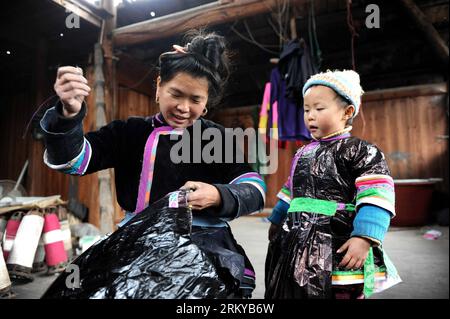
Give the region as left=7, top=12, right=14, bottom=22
left=54, top=66, right=91, bottom=117
left=337, top=237, right=372, bottom=269
left=181, top=181, right=222, bottom=210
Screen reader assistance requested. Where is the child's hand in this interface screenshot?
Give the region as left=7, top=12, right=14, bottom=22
left=268, top=223, right=280, bottom=241
left=337, top=237, right=371, bottom=269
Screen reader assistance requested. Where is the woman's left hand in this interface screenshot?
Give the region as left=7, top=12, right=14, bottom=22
left=181, top=181, right=222, bottom=210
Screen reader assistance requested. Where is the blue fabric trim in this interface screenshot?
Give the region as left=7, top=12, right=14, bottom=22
left=191, top=215, right=228, bottom=228
left=351, top=204, right=391, bottom=243
left=235, top=177, right=267, bottom=192
left=232, top=173, right=267, bottom=191
left=268, top=200, right=290, bottom=225
left=60, top=140, right=88, bottom=175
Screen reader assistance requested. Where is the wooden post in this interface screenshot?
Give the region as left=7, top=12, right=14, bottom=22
left=102, top=0, right=123, bottom=228
left=89, top=0, right=120, bottom=234
left=93, top=43, right=114, bottom=234
left=80, top=67, right=100, bottom=228
left=102, top=0, right=117, bottom=121
left=399, top=0, right=448, bottom=67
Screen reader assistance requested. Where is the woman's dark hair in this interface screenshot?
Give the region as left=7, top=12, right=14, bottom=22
left=158, top=30, right=230, bottom=107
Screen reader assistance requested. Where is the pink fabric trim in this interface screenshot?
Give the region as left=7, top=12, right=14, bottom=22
left=356, top=179, right=394, bottom=188
left=135, top=126, right=173, bottom=214
left=259, top=82, right=271, bottom=117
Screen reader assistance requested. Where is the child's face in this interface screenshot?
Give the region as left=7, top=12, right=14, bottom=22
left=303, top=85, right=353, bottom=139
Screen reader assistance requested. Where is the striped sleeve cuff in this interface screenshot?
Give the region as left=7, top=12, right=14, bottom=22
left=230, top=172, right=266, bottom=206
left=43, top=138, right=92, bottom=176
left=355, top=174, right=395, bottom=216
left=276, top=182, right=291, bottom=204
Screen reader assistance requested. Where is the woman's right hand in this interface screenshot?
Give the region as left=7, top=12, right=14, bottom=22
left=54, top=66, right=91, bottom=117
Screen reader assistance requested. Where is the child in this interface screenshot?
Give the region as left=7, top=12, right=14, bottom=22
left=265, top=70, right=401, bottom=299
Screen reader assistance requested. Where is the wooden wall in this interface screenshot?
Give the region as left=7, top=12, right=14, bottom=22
left=0, top=92, right=33, bottom=187
left=117, top=86, right=158, bottom=119
left=353, top=82, right=449, bottom=191
left=0, top=82, right=70, bottom=202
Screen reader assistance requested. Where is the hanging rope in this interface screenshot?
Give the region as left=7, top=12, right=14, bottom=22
left=346, top=0, right=359, bottom=71
left=308, top=0, right=322, bottom=70
left=231, top=21, right=280, bottom=54
left=22, top=94, right=58, bottom=139
left=346, top=0, right=366, bottom=135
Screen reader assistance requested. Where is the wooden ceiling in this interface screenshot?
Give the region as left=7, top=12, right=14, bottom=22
left=0, top=0, right=448, bottom=106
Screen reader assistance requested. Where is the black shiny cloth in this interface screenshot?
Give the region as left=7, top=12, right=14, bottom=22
left=42, top=191, right=227, bottom=299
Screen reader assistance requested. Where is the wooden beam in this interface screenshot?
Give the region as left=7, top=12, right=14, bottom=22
left=51, top=0, right=102, bottom=27
left=399, top=0, right=449, bottom=67
left=362, top=82, right=448, bottom=102
left=77, top=0, right=114, bottom=19
left=113, top=0, right=292, bottom=47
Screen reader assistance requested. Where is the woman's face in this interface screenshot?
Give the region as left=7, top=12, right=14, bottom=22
left=156, top=72, right=209, bottom=128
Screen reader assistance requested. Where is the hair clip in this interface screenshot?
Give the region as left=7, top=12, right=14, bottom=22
left=172, top=44, right=187, bottom=54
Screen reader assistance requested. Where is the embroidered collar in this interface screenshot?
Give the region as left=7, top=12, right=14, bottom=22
left=311, top=126, right=352, bottom=142
left=151, top=113, right=203, bottom=130
left=151, top=113, right=168, bottom=128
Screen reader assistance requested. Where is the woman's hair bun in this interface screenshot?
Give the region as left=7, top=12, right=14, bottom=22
left=186, top=32, right=228, bottom=81
left=158, top=30, right=231, bottom=107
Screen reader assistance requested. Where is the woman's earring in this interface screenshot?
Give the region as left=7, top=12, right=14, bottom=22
left=202, top=107, right=208, bottom=116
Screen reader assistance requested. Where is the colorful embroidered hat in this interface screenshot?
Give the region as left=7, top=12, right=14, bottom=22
left=302, top=69, right=364, bottom=117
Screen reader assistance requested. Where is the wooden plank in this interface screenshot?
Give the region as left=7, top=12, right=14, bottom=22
left=27, top=38, right=47, bottom=197
left=77, top=0, right=114, bottom=19
left=363, top=82, right=448, bottom=101
left=353, top=84, right=449, bottom=193
left=78, top=66, right=100, bottom=227
left=51, top=0, right=102, bottom=27
left=113, top=0, right=307, bottom=47
left=117, top=87, right=158, bottom=119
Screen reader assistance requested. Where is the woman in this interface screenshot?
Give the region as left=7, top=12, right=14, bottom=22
left=40, top=31, right=266, bottom=298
